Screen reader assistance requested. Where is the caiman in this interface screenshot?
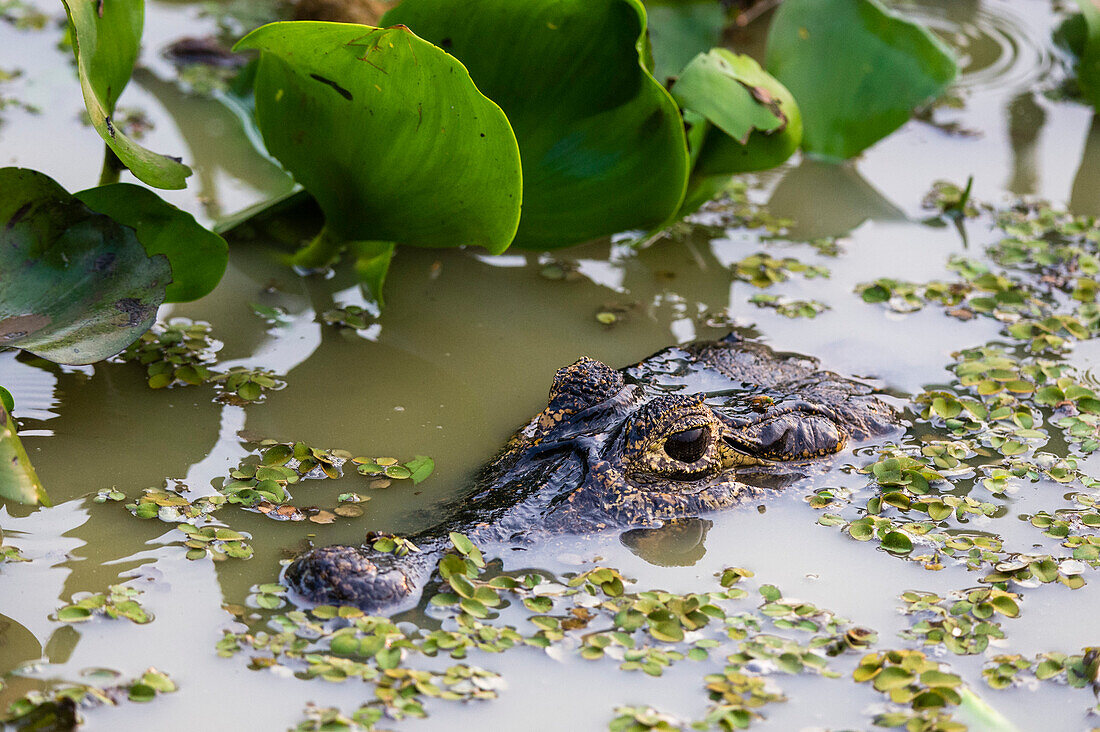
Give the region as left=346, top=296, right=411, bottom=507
left=285, top=334, right=898, bottom=611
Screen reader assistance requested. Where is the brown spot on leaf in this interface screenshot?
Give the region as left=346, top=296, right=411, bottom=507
left=0, top=314, right=50, bottom=343
left=114, top=297, right=152, bottom=327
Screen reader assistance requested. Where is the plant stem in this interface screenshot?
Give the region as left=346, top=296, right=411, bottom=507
left=291, top=227, right=344, bottom=271
left=97, top=144, right=125, bottom=186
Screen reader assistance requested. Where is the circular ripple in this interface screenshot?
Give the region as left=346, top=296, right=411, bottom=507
left=899, top=0, right=1058, bottom=93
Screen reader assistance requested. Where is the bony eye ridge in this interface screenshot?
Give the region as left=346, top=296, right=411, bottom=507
left=663, top=426, right=709, bottom=463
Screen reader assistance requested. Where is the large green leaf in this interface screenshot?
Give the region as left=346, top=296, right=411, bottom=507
left=765, top=0, right=957, bottom=161
left=1074, top=0, right=1100, bottom=108
left=61, top=0, right=192, bottom=189
left=384, top=0, right=690, bottom=249
left=0, top=168, right=170, bottom=365
left=672, top=50, right=801, bottom=214
left=234, top=22, right=522, bottom=256
left=75, top=184, right=228, bottom=303
left=0, top=394, right=49, bottom=506
left=644, top=0, right=728, bottom=84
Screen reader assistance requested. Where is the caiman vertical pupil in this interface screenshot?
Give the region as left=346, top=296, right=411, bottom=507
left=664, top=427, right=708, bottom=463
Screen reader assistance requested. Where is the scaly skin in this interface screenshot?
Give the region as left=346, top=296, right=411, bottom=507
left=285, top=334, right=899, bottom=612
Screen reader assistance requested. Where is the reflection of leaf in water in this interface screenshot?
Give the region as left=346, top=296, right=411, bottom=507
left=767, top=159, right=906, bottom=239
left=0, top=613, right=43, bottom=676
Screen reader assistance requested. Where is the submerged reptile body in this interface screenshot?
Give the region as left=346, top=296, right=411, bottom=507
left=285, top=334, right=898, bottom=611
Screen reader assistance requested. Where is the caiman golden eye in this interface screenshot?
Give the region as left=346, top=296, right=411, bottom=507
left=663, top=426, right=708, bottom=464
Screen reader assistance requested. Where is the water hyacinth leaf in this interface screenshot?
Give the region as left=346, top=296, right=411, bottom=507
left=384, top=0, right=690, bottom=249
left=234, top=22, right=522, bottom=254
left=60, top=0, right=191, bottom=189
left=0, top=168, right=170, bottom=365
left=0, top=386, right=12, bottom=413
left=765, top=0, right=957, bottom=160
left=644, top=0, right=728, bottom=84
left=0, top=398, right=49, bottom=506
left=1074, top=0, right=1100, bottom=108
left=349, top=240, right=395, bottom=308
left=75, top=184, right=228, bottom=303
left=671, top=49, right=801, bottom=213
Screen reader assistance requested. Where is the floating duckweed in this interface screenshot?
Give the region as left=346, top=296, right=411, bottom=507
left=126, top=485, right=226, bottom=522
left=320, top=305, right=374, bottom=330
left=609, top=705, right=684, bottom=731
left=898, top=588, right=1019, bottom=655
left=292, top=703, right=383, bottom=732
left=853, top=649, right=968, bottom=731
left=693, top=180, right=794, bottom=235
left=354, top=455, right=435, bottom=484
left=700, top=666, right=787, bottom=728
left=1, top=536, right=27, bottom=564
left=55, top=583, right=153, bottom=624
left=116, top=319, right=287, bottom=402
left=178, top=522, right=253, bottom=561
left=923, top=178, right=983, bottom=219
left=747, top=293, right=829, bottom=318
left=117, top=318, right=220, bottom=388
left=249, top=303, right=292, bottom=326
left=92, top=488, right=126, bottom=503
left=731, top=253, right=829, bottom=289
left=0, top=668, right=177, bottom=728
left=368, top=533, right=421, bottom=557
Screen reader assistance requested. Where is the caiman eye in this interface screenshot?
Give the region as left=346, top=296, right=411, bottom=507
left=663, top=426, right=709, bottom=464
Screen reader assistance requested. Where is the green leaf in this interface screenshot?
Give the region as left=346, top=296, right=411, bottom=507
left=1074, top=0, right=1100, bottom=108
left=0, top=404, right=47, bottom=506
left=671, top=49, right=801, bottom=213
left=75, top=184, right=227, bottom=303
left=404, top=455, right=435, bottom=485
left=644, top=0, right=728, bottom=83
left=765, top=0, right=957, bottom=160
left=0, top=386, right=12, bottom=414
left=350, top=240, right=395, bottom=308
left=882, top=531, right=913, bottom=555
left=60, top=0, right=191, bottom=189
left=0, top=168, right=170, bottom=365
left=235, top=22, right=521, bottom=254
left=384, top=0, right=689, bottom=249
left=56, top=605, right=93, bottom=622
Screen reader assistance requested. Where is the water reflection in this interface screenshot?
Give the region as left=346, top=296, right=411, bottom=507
left=1006, top=91, right=1046, bottom=195
left=133, top=69, right=294, bottom=223
left=0, top=614, right=40, bottom=676
left=767, top=159, right=906, bottom=239
left=1070, top=114, right=1100, bottom=215
left=19, top=363, right=223, bottom=504
left=621, top=518, right=712, bottom=566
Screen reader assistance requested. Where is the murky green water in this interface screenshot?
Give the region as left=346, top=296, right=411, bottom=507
left=4, top=0, right=1100, bottom=729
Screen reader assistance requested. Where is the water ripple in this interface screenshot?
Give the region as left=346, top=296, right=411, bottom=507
left=899, top=0, right=1058, bottom=93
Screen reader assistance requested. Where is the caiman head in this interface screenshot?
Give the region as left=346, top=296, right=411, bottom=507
left=479, top=355, right=894, bottom=531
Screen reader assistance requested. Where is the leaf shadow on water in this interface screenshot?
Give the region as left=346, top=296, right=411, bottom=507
left=766, top=159, right=907, bottom=240
left=132, top=68, right=295, bottom=223
left=1070, top=113, right=1100, bottom=216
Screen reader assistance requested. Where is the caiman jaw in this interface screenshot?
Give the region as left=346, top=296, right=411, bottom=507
left=718, top=438, right=771, bottom=468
